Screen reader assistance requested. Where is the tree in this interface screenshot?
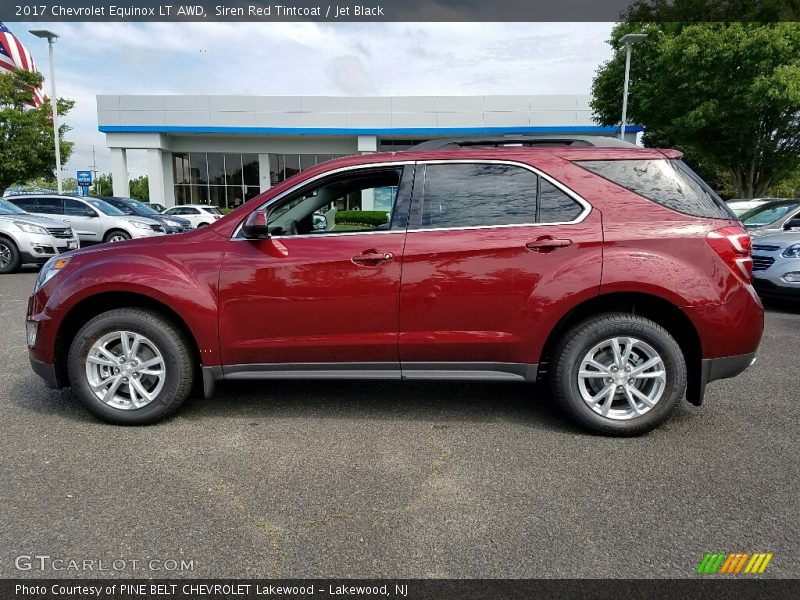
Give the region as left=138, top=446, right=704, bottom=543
left=93, top=174, right=150, bottom=201
left=591, top=17, right=800, bottom=198
left=0, top=69, right=74, bottom=194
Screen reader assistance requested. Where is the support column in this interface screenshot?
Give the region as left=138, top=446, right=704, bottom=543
left=110, top=148, right=129, bottom=197
left=160, top=150, right=175, bottom=207
left=258, top=153, right=272, bottom=193
left=146, top=148, right=167, bottom=207
left=357, top=135, right=378, bottom=153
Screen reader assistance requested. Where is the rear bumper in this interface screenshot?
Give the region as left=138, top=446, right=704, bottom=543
left=688, top=351, right=757, bottom=406
left=30, top=356, right=60, bottom=389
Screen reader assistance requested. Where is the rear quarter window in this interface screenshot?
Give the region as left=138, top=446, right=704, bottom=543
left=577, top=159, right=735, bottom=219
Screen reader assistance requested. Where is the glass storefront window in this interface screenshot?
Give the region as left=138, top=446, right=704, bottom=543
left=207, top=153, right=226, bottom=186
left=242, top=154, right=259, bottom=186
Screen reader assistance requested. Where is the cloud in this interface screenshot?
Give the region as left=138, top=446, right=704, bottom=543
left=10, top=22, right=613, bottom=178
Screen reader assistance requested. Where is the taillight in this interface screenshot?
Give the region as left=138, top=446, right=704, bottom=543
left=706, top=226, right=752, bottom=283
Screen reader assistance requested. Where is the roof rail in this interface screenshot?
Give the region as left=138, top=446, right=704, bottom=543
left=407, top=135, right=637, bottom=151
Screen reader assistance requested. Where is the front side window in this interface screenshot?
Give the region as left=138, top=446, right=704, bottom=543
left=577, top=159, right=735, bottom=219
left=64, top=198, right=95, bottom=216
left=267, top=169, right=402, bottom=236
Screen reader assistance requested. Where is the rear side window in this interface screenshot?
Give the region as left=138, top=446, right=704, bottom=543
left=36, top=198, right=63, bottom=215
left=418, top=163, right=584, bottom=229
left=10, top=197, right=35, bottom=211
left=577, top=159, right=735, bottom=219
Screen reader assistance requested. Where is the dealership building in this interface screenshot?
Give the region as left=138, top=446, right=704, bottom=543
left=96, top=94, right=641, bottom=209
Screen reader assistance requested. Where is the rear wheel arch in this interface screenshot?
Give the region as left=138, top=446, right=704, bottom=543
left=54, top=291, right=202, bottom=388
left=539, top=292, right=702, bottom=402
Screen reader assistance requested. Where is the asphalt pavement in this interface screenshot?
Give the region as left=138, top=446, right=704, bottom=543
left=1, top=268, right=798, bottom=579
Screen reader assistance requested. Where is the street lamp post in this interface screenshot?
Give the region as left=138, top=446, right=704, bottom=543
left=619, top=33, right=648, bottom=141
left=29, top=29, right=62, bottom=194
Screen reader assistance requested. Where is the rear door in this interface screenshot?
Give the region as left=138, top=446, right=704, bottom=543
left=398, top=160, right=602, bottom=378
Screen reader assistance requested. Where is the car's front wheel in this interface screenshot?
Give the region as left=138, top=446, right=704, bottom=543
left=67, top=308, right=194, bottom=424
left=550, top=313, right=687, bottom=436
left=104, top=230, right=131, bottom=243
left=0, top=236, right=21, bottom=274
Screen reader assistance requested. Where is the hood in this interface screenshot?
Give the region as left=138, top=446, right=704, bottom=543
left=154, top=214, right=191, bottom=226
left=0, top=212, right=72, bottom=229
left=123, top=215, right=162, bottom=226
left=750, top=230, right=800, bottom=246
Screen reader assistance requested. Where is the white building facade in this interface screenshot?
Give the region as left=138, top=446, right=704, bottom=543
left=97, top=94, right=641, bottom=209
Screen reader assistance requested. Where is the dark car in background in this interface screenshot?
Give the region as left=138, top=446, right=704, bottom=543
left=99, top=197, right=193, bottom=234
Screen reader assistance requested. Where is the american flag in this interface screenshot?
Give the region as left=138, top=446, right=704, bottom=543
left=0, top=22, right=44, bottom=106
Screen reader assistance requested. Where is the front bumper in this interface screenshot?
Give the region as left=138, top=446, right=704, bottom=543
left=30, top=356, right=60, bottom=389
left=753, top=278, right=800, bottom=299
left=18, top=233, right=79, bottom=265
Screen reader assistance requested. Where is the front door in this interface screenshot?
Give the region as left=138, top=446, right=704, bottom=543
left=217, top=165, right=413, bottom=375
left=62, top=198, right=100, bottom=241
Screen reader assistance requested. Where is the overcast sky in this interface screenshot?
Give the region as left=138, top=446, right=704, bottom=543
left=10, top=22, right=614, bottom=178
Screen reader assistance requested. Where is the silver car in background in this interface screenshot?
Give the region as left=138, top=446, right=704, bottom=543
left=5, top=195, right=166, bottom=244
left=739, top=199, right=800, bottom=232
left=0, top=198, right=79, bottom=274
left=751, top=228, right=800, bottom=300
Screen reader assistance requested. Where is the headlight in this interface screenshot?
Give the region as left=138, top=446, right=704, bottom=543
left=131, top=221, right=151, bottom=230
left=14, top=221, right=48, bottom=235
left=167, top=220, right=182, bottom=227
left=34, top=256, right=71, bottom=292
left=782, top=243, right=800, bottom=258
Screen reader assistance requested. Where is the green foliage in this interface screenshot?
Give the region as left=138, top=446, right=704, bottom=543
left=0, top=69, right=74, bottom=194
left=591, top=18, right=800, bottom=198
left=129, top=175, right=149, bottom=201
left=336, top=210, right=389, bottom=228
left=95, top=173, right=112, bottom=196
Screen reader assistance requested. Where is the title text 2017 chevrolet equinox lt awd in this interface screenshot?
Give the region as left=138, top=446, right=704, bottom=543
left=25, top=137, right=763, bottom=435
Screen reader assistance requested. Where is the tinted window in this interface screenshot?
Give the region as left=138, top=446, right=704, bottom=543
left=420, top=164, right=538, bottom=228
left=6, top=197, right=34, bottom=212
left=577, top=159, right=734, bottom=219
left=85, top=199, right=126, bottom=216
left=64, top=198, right=94, bottom=216
left=36, top=198, right=63, bottom=215
left=539, top=180, right=583, bottom=223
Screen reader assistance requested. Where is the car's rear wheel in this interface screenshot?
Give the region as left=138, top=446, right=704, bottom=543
left=550, top=313, right=686, bottom=436
left=67, top=308, right=194, bottom=424
left=0, top=237, right=21, bottom=274
left=104, top=230, right=131, bottom=243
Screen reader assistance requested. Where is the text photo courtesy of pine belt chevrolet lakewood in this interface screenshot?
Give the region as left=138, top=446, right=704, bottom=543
left=24, top=137, right=764, bottom=436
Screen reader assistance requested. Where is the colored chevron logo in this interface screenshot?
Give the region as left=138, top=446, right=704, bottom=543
left=696, top=552, right=774, bottom=574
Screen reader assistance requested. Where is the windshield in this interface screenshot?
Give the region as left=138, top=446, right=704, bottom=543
left=0, top=199, right=26, bottom=215
left=85, top=198, right=126, bottom=217
left=127, top=200, right=159, bottom=216
left=740, top=202, right=800, bottom=227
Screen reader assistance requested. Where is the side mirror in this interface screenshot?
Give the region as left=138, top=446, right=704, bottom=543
left=85, top=209, right=98, bottom=217
left=242, top=210, right=271, bottom=239
left=784, top=218, right=800, bottom=231
left=313, top=214, right=328, bottom=230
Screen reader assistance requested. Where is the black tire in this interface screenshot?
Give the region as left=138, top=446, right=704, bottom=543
left=67, top=308, right=194, bottom=425
left=550, top=312, right=687, bottom=436
left=197, top=222, right=210, bottom=227
left=103, top=230, right=131, bottom=243
left=0, top=236, right=22, bottom=274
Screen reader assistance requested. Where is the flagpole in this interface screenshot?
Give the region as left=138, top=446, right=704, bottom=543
left=30, top=30, right=61, bottom=194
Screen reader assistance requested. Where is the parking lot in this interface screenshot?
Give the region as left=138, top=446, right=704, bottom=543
left=1, top=268, right=798, bottom=579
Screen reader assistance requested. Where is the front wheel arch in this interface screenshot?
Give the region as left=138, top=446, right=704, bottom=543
left=54, top=291, right=202, bottom=389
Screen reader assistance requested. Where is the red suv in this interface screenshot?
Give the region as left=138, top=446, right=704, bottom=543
left=25, top=137, right=763, bottom=434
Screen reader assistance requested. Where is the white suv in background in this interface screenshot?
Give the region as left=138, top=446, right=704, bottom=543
left=0, top=198, right=79, bottom=274
left=163, top=204, right=223, bottom=228
left=6, top=195, right=166, bottom=244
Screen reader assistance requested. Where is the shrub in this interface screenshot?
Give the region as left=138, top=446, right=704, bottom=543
left=336, top=210, right=389, bottom=228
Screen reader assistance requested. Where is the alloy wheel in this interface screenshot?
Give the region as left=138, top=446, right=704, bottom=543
left=576, top=337, right=666, bottom=420
left=0, top=242, right=10, bottom=269
left=84, top=330, right=166, bottom=410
